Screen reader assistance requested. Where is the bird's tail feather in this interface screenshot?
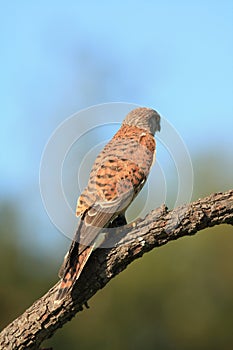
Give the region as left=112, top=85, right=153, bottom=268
left=55, top=245, right=94, bottom=301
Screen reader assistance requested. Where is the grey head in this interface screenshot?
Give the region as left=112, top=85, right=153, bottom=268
left=122, top=107, right=161, bottom=135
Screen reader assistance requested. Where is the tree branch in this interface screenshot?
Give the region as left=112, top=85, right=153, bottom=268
left=1, top=190, right=233, bottom=350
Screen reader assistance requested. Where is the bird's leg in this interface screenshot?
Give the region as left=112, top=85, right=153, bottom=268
left=97, top=214, right=128, bottom=248
left=108, top=213, right=128, bottom=228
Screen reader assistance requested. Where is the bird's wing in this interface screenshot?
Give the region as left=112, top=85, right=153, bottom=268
left=56, top=170, right=140, bottom=300
left=59, top=156, right=147, bottom=279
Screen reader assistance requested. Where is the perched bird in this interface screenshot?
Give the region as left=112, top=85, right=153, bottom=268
left=56, top=107, right=161, bottom=301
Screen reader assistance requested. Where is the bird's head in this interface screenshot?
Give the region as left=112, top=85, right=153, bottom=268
left=122, top=107, right=161, bottom=135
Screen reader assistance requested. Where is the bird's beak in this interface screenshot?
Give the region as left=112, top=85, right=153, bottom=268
left=156, top=117, right=161, bottom=132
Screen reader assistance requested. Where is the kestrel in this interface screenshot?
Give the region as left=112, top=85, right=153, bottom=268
left=56, top=107, right=161, bottom=300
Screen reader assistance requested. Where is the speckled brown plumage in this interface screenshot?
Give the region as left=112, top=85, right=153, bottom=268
left=56, top=107, right=161, bottom=301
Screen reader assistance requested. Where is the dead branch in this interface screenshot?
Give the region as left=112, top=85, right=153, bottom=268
left=1, top=189, right=233, bottom=350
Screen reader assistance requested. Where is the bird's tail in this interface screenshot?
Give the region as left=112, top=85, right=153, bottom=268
left=55, top=244, right=94, bottom=301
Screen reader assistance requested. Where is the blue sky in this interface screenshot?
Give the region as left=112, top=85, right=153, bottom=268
left=0, top=1, right=232, bottom=254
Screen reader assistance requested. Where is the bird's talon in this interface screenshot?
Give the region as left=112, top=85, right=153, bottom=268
left=84, top=301, right=90, bottom=309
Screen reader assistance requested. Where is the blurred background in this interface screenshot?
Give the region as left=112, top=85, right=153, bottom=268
left=0, top=1, right=233, bottom=349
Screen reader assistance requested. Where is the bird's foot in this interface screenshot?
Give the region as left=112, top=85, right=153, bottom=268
left=108, top=214, right=127, bottom=228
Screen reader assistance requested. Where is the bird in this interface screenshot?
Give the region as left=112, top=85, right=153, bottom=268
left=56, top=107, right=161, bottom=301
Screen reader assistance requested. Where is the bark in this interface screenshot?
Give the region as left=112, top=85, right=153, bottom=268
left=1, top=190, right=233, bottom=350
